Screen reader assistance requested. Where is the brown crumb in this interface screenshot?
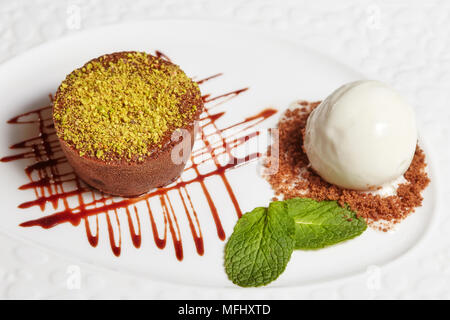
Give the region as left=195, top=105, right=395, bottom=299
left=264, top=101, right=430, bottom=231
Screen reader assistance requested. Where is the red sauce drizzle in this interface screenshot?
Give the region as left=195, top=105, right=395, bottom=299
left=0, top=52, right=277, bottom=260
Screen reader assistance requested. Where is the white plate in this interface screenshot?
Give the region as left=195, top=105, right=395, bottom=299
left=0, top=20, right=437, bottom=289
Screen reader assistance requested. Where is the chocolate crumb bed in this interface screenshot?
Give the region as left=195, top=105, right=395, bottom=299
left=264, top=101, right=430, bottom=231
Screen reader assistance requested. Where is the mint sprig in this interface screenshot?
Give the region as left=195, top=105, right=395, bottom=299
left=224, top=202, right=295, bottom=287
left=225, top=198, right=367, bottom=287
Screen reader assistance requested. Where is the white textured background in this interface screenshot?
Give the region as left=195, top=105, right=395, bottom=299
left=0, top=0, right=449, bottom=299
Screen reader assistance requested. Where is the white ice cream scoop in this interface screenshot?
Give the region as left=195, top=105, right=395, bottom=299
left=304, top=80, right=417, bottom=191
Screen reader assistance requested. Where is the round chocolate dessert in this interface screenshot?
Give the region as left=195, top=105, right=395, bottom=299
left=53, top=51, right=203, bottom=197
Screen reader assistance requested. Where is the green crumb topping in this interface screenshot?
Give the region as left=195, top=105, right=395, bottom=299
left=53, top=51, right=201, bottom=162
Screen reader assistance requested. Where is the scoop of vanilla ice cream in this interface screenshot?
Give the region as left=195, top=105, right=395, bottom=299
left=304, top=80, right=417, bottom=190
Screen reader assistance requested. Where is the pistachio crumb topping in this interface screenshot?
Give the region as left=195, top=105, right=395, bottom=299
left=53, top=51, right=201, bottom=162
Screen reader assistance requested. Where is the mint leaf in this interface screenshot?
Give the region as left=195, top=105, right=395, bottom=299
left=224, top=198, right=367, bottom=287
left=285, top=198, right=367, bottom=250
left=225, top=202, right=295, bottom=287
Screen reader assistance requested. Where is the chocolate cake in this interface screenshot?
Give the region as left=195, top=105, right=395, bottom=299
left=53, top=51, right=203, bottom=197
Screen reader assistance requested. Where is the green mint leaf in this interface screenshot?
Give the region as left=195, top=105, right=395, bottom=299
left=225, top=202, right=295, bottom=287
left=286, top=198, right=367, bottom=250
